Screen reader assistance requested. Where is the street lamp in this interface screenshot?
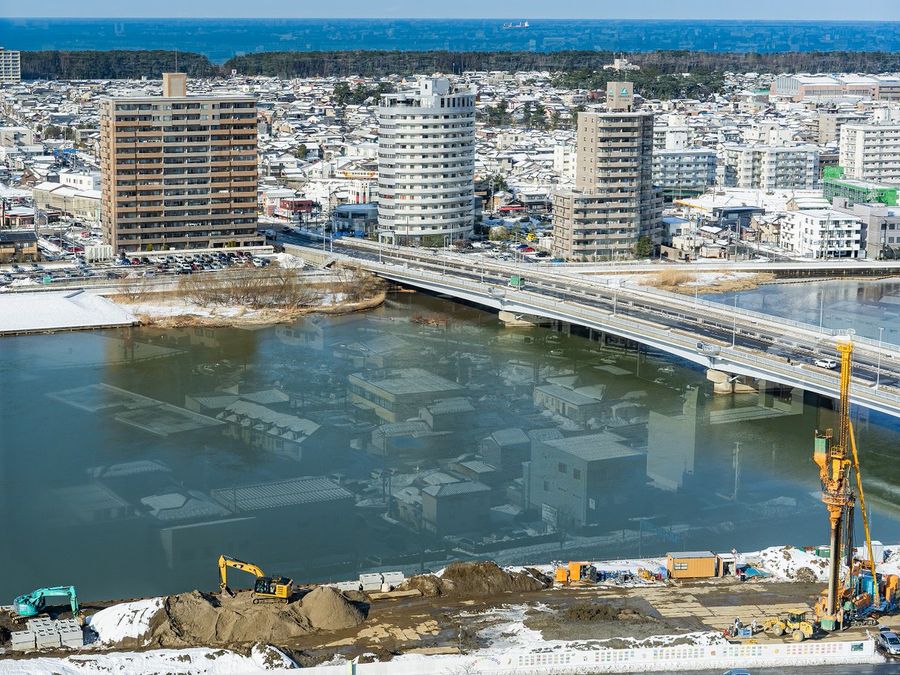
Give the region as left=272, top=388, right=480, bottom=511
left=731, top=294, right=738, bottom=348
left=876, top=326, right=884, bottom=389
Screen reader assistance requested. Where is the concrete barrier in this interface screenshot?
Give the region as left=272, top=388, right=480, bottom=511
left=287, top=637, right=879, bottom=674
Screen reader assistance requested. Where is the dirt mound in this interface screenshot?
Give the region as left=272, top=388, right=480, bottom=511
left=401, top=574, right=447, bottom=597
left=562, top=603, right=652, bottom=623
left=442, top=561, right=550, bottom=596
left=145, top=588, right=365, bottom=648
left=400, top=562, right=549, bottom=598
left=794, top=567, right=817, bottom=583
left=301, top=586, right=365, bottom=631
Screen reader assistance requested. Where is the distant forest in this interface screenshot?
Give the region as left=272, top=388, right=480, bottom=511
left=20, top=48, right=900, bottom=83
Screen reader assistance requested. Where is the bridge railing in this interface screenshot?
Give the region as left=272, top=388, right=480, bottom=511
left=378, top=264, right=900, bottom=411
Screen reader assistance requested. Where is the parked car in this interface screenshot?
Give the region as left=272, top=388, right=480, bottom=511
left=814, top=358, right=838, bottom=370
left=876, top=628, right=900, bottom=656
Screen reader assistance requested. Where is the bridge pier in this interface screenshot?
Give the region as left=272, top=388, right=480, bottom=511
left=707, top=369, right=758, bottom=395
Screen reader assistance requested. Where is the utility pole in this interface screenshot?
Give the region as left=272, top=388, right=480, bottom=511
left=732, top=441, right=742, bottom=501
left=732, top=294, right=738, bottom=348
left=876, top=326, right=884, bottom=389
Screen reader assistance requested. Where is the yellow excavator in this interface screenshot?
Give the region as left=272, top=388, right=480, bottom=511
left=218, top=555, right=293, bottom=603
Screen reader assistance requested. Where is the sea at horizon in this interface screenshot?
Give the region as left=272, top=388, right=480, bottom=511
left=1, top=18, right=899, bottom=62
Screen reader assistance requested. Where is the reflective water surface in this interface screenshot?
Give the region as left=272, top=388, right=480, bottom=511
left=1, top=288, right=898, bottom=602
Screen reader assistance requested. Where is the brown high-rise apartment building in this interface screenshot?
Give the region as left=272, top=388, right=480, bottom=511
left=100, top=73, right=261, bottom=252
left=552, top=82, right=662, bottom=260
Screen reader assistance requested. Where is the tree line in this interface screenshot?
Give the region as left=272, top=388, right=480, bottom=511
left=19, top=49, right=900, bottom=82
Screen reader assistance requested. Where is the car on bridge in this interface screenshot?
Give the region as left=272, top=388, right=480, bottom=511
left=697, top=341, right=721, bottom=356
left=814, top=358, right=838, bottom=370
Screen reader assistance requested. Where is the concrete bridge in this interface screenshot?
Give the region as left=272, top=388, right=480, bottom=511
left=284, top=239, right=900, bottom=418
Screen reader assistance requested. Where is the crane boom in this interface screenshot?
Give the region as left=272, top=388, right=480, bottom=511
left=848, top=421, right=879, bottom=605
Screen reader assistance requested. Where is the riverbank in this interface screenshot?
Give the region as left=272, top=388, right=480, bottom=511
left=643, top=270, right=776, bottom=295
left=1, top=545, right=894, bottom=674
left=112, top=289, right=387, bottom=329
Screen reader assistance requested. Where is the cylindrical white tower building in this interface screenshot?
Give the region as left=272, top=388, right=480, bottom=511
left=377, top=77, right=475, bottom=243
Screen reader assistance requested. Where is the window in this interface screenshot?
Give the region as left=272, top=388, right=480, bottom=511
left=543, top=480, right=550, bottom=492
left=558, top=462, right=567, bottom=474
left=673, top=562, right=689, bottom=571
left=573, top=469, right=582, bottom=480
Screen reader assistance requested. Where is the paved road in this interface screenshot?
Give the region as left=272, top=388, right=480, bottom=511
left=692, top=664, right=892, bottom=674
left=282, top=233, right=900, bottom=415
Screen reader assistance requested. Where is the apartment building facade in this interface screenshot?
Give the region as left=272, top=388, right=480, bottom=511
left=779, top=209, right=863, bottom=258
left=552, top=82, right=662, bottom=260
left=718, top=144, right=819, bottom=190
left=838, top=109, right=900, bottom=184
left=652, top=148, right=717, bottom=199
left=377, top=77, right=476, bottom=243
left=100, top=73, right=262, bottom=252
left=0, top=48, right=21, bottom=84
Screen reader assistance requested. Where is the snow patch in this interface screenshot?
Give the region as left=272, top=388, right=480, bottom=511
left=0, top=646, right=294, bottom=674
left=87, top=597, right=162, bottom=645
left=752, top=546, right=830, bottom=582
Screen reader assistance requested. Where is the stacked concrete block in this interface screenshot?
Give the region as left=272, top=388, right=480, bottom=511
left=34, top=627, right=61, bottom=649
left=14, top=617, right=84, bottom=650
left=10, top=630, right=36, bottom=652
left=57, top=619, right=84, bottom=648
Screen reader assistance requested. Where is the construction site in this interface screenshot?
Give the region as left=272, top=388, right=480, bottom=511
left=0, top=340, right=898, bottom=672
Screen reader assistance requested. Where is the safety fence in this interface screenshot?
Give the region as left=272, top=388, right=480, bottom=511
left=284, top=637, right=878, bottom=674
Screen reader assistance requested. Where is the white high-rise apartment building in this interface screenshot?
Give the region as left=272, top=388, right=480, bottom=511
left=839, top=108, right=900, bottom=183
left=653, top=149, right=717, bottom=199
left=0, top=48, right=21, bottom=84
left=377, top=77, right=475, bottom=243
left=717, top=144, right=819, bottom=190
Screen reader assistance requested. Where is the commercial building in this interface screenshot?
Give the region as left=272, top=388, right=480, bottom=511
left=32, top=182, right=101, bottom=223
left=770, top=74, right=894, bottom=101
left=348, top=367, right=463, bottom=422
left=421, top=481, right=492, bottom=535
left=0, top=48, right=21, bottom=84
left=652, top=148, right=717, bottom=199
left=717, top=144, right=819, bottom=190
left=778, top=209, right=863, bottom=259
left=526, top=432, right=646, bottom=527
left=552, top=82, right=663, bottom=260
left=377, top=77, right=476, bottom=243
left=824, top=174, right=898, bottom=208
left=838, top=109, right=900, bottom=183
left=99, top=73, right=262, bottom=252
left=832, top=201, right=900, bottom=259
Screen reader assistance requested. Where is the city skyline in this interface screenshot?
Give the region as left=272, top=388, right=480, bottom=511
left=5, top=1, right=900, bottom=21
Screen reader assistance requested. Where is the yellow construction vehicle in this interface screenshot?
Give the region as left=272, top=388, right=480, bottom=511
left=217, top=555, right=293, bottom=603
left=812, top=339, right=880, bottom=631
left=763, top=611, right=816, bottom=642
left=554, top=561, right=598, bottom=585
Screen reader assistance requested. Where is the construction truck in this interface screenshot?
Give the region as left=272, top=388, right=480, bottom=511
left=555, top=561, right=598, bottom=585
left=218, top=555, right=293, bottom=603
left=763, top=611, right=816, bottom=642
left=13, top=586, right=78, bottom=618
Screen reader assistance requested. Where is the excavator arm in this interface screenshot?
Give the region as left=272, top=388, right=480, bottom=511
left=13, top=586, right=78, bottom=617
left=218, top=555, right=266, bottom=595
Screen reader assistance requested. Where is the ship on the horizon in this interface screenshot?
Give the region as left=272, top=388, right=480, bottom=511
left=502, top=21, right=530, bottom=30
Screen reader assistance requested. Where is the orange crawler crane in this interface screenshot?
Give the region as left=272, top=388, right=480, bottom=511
left=813, top=339, right=879, bottom=631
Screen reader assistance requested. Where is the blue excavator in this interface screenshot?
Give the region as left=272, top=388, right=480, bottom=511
left=13, top=586, right=79, bottom=618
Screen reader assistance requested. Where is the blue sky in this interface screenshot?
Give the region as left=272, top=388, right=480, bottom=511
left=6, top=1, right=899, bottom=20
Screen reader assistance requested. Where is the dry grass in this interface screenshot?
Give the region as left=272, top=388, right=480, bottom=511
left=645, top=271, right=775, bottom=295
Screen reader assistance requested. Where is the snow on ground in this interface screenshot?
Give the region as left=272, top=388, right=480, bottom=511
left=0, top=645, right=294, bottom=674
left=750, top=546, right=830, bottom=582
left=86, top=597, right=162, bottom=645
left=880, top=545, right=900, bottom=576
left=0, top=290, right=137, bottom=334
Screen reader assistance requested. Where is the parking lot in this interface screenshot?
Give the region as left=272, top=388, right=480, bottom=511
left=0, top=249, right=275, bottom=288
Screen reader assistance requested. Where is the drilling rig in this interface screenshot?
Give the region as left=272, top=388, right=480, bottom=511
left=812, top=339, right=880, bottom=631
